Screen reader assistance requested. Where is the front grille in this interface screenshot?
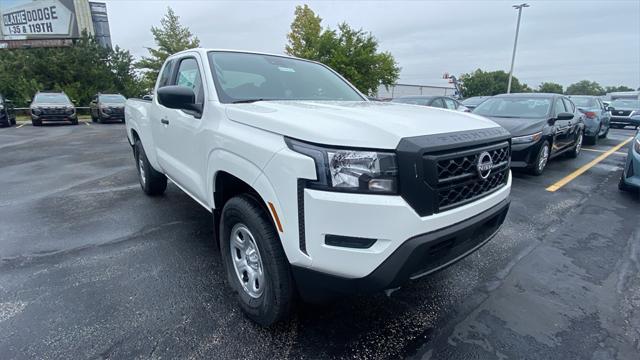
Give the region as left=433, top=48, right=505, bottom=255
left=42, top=107, right=66, bottom=115
left=110, top=107, right=124, bottom=115
left=425, top=141, right=510, bottom=212
left=615, top=110, right=632, bottom=116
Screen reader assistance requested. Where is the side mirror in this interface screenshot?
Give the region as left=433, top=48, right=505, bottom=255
left=556, top=112, right=574, bottom=121
left=157, top=86, right=201, bottom=114
left=607, top=106, right=614, bottom=111
left=142, top=94, right=153, bottom=101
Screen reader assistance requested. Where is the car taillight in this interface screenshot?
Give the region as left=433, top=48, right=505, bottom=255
left=583, top=111, right=596, bottom=119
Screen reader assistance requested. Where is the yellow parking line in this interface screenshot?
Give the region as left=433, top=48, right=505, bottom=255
left=546, top=137, right=633, bottom=192
left=582, top=148, right=627, bottom=156
left=16, top=123, right=25, bottom=128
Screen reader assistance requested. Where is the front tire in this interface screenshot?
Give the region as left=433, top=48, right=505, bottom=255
left=530, top=141, right=550, bottom=176
left=219, top=195, right=294, bottom=327
left=134, top=139, right=167, bottom=196
left=32, top=119, right=42, bottom=126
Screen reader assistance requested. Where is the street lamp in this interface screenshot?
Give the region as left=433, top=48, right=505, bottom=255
left=507, top=3, right=529, bottom=94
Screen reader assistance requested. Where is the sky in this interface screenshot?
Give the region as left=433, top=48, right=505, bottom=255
left=102, top=0, right=640, bottom=89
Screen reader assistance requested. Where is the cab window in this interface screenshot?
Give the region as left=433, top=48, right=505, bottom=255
left=174, top=58, right=204, bottom=104
left=158, top=59, right=175, bottom=89
left=562, top=98, right=575, bottom=113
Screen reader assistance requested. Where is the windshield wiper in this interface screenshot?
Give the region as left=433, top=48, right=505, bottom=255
left=231, top=98, right=277, bottom=104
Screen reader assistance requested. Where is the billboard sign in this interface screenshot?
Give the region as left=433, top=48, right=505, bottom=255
left=0, top=0, right=79, bottom=40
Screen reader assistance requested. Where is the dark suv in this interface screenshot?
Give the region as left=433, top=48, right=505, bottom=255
left=0, top=94, right=16, bottom=127
left=30, top=91, right=78, bottom=126
left=89, top=93, right=126, bottom=123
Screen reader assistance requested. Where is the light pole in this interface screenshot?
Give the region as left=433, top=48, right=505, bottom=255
left=507, top=3, right=529, bottom=94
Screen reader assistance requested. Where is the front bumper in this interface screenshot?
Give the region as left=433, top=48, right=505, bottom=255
left=611, top=116, right=640, bottom=126
left=32, top=114, right=77, bottom=122
left=510, top=140, right=544, bottom=168
left=621, top=145, right=640, bottom=189
left=293, top=197, right=510, bottom=302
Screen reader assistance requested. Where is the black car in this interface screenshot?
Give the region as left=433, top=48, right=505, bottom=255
left=461, top=96, right=492, bottom=111
left=391, top=95, right=468, bottom=111
left=473, top=93, right=585, bottom=175
left=30, top=91, right=78, bottom=126
left=0, top=94, right=16, bottom=127
left=89, top=93, right=127, bottom=123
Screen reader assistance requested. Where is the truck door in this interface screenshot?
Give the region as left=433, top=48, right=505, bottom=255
left=154, top=56, right=208, bottom=203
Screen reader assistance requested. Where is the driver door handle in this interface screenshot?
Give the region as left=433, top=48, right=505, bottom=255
left=161, top=118, right=169, bottom=125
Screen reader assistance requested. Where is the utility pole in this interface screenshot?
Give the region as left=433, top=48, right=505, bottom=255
left=507, top=3, right=529, bottom=94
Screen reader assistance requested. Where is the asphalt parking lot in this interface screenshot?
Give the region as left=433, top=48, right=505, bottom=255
left=0, top=122, right=638, bottom=359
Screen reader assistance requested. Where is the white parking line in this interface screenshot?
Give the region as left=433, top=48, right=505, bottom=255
left=16, top=123, right=26, bottom=128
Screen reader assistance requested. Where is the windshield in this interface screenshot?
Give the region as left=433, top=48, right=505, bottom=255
left=34, top=93, right=71, bottom=105
left=611, top=99, right=640, bottom=108
left=99, top=95, right=126, bottom=103
left=473, top=97, right=552, bottom=118
left=391, top=97, right=434, bottom=106
left=208, top=51, right=364, bottom=103
left=462, top=97, right=488, bottom=106
left=570, top=97, right=598, bottom=108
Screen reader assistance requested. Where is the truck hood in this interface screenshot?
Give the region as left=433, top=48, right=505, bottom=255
left=225, top=101, right=502, bottom=149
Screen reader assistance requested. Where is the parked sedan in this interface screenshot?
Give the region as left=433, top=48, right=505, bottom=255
left=89, top=93, right=126, bottom=123
left=0, top=94, right=16, bottom=127
left=392, top=96, right=468, bottom=112
left=619, top=119, right=640, bottom=192
left=30, top=91, right=78, bottom=126
left=609, top=99, right=640, bottom=129
left=473, top=93, right=584, bottom=175
left=569, top=95, right=611, bottom=144
left=461, top=96, right=491, bottom=111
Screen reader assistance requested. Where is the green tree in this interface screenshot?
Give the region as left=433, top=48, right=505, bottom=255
left=459, top=69, right=529, bottom=97
left=285, top=5, right=399, bottom=96
left=565, top=80, right=604, bottom=96
left=537, top=82, right=563, bottom=94
left=0, top=33, right=143, bottom=107
left=604, top=85, right=634, bottom=93
left=136, top=7, right=200, bottom=90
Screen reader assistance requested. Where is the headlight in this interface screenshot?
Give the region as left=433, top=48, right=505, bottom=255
left=512, top=131, right=542, bottom=144
left=286, top=138, right=398, bottom=194
left=101, top=106, right=111, bottom=114
left=634, top=137, right=640, bottom=154
left=65, top=106, right=74, bottom=114
left=31, top=107, right=41, bottom=115
left=0, top=104, right=4, bottom=110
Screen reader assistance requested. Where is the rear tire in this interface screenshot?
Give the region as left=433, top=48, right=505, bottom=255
left=71, top=119, right=79, bottom=125
left=529, top=141, right=550, bottom=176
left=600, top=125, right=609, bottom=138
left=619, top=172, right=633, bottom=192
left=219, top=195, right=294, bottom=327
left=134, top=139, right=167, bottom=196
left=567, top=131, right=583, bottom=158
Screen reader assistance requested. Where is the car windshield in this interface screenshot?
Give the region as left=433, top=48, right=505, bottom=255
left=34, top=93, right=70, bottom=104
left=570, top=97, right=598, bottom=108
left=611, top=99, right=640, bottom=108
left=473, top=97, right=552, bottom=118
left=207, top=51, right=364, bottom=103
left=100, top=95, right=126, bottom=103
left=391, top=97, right=434, bottom=106
left=462, top=97, right=488, bottom=106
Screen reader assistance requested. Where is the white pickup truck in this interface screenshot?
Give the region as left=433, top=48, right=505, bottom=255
left=125, top=49, right=512, bottom=326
